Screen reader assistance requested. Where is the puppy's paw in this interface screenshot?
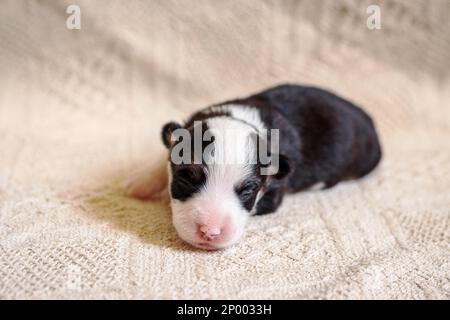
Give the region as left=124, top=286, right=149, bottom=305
left=125, top=163, right=168, bottom=200
left=126, top=178, right=164, bottom=200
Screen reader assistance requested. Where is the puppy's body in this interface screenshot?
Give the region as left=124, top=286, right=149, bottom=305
left=128, top=84, right=382, bottom=249
left=184, top=84, right=382, bottom=215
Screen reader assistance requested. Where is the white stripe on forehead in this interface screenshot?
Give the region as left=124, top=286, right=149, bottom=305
left=205, top=104, right=266, bottom=132
left=205, top=116, right=257, bottom=166
left=200, top=116, right=258, bottom=200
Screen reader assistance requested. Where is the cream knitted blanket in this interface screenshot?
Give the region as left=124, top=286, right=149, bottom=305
left=0, top=0, right=449, bottom=299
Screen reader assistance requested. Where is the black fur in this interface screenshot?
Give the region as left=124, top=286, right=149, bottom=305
left=234, top=173, right=263, bottom=211
left=170, top=164, right=206, bottom=201
left=224, top=84, right=382, bottom=213
left=167, top=121, right=213, bottom=201
left=162, top=122, right=182, bottom=148
left=162, top=84, right=382, bottom=215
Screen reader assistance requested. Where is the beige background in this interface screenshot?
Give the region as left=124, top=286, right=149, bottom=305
left=0, top=0, right=449, bottom=299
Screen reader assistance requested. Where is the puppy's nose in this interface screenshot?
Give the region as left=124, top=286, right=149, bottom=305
left=198, top=225, right=221, bottom=241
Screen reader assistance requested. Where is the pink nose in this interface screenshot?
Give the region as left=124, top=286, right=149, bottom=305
left=198, top=225, right=222, bottom=241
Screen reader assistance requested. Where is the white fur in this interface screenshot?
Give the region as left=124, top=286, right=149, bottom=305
left=206, top=104, right=266, bottom=132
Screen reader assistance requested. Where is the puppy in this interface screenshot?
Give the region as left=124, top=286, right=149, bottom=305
left=127, top=84, right=382, bottom=250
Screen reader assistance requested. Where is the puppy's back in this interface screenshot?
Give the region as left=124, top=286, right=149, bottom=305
left=230, top=84, right=382, bottom=191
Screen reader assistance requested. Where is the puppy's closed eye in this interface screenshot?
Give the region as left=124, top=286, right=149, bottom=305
left=235, top=181, right=261, bottom=211
left=171, top=166, right=206, bottom=201
left=174, top=166, right=205, bottom=185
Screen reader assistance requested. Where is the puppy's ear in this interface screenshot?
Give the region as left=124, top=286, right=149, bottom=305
left=274, top=153, right=291, bottom=179
left=263, top=153, right=291, bottom=180
left=161, top=122, right=182, bottom=148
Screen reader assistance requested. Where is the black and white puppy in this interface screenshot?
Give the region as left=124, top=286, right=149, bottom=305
left=127, top=84, right=382, bottom=250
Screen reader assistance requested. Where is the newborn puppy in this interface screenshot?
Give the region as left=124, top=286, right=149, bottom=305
left=127, top=84, right=382, bottom=250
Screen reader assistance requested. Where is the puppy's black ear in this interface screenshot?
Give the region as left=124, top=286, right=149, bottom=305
left=161, top=122, right=182, bottom=148
left=263, top=153, right=291, bottom=180
left=275, top=154, right=291, bottom=179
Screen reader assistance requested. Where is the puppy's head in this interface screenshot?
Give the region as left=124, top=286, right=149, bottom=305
left=162, top=117, right=289, bottom=250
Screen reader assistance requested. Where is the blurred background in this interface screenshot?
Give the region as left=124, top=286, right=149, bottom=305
left=0, top=0, right=449, bottom=299
left=1, top=0, right=449, bottom=183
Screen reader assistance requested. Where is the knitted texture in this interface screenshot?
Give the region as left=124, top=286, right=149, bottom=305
left=0, top=0, right=449, bottom=299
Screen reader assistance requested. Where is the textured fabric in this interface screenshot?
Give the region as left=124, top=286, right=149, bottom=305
left=0, top=0, right=449, bottom=299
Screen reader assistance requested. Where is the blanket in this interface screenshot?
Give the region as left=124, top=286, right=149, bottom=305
left=0, top=0, right=449, bottom=299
